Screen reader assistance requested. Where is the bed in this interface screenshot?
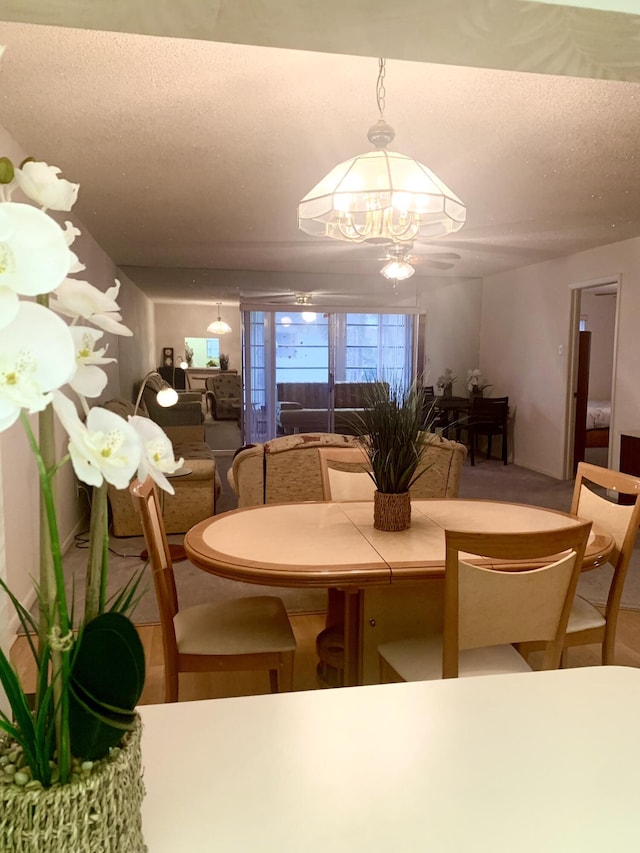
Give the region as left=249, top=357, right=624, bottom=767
left=586, top=399, right=611, bottom=448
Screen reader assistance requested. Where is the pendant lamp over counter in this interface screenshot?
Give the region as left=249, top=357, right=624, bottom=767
left=207, top=302, right=232, bottom=335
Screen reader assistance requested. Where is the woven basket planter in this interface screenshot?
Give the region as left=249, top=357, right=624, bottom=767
left=0, top=716, right=146, bottom=853
left=374, top=491, right=411, bottom=531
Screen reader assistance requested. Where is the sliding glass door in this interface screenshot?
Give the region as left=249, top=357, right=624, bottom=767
left=242, top=307, right=417, bottom=444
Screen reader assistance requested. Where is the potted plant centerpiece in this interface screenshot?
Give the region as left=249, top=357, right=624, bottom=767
left=349, top=382, right=433, bottom=531
left=219, top=353, right=230, bottom=371
left=0, top=152, right=183, bottom=851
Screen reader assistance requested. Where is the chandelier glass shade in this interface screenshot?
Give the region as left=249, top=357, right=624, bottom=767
left=380, top=256, right=415, bottom=281
left=207, top=302, right=232, bottom=335
left=298, top=146, right=466, bottom=244
left=298, top=57, right=466, bottom=246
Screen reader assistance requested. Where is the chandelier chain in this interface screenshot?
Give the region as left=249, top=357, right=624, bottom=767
left=376, top=58, right=386, bottom=119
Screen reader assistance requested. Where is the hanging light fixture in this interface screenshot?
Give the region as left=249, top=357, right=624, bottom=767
left=298, top=58, right=465, bottom=245
left=380, top=243, right=415, bottom=281
left=207, top=302, right=232, bottom=335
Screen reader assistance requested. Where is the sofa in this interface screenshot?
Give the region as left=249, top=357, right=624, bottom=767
left=228, top=431, right=467, bottom=507
left=138, top=372, right=204, bottom=430
left=103, top=398, right=221, bottom=536
left=276, top=381, right=388, bottom=435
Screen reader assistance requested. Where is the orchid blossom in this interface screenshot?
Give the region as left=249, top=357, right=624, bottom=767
left=50, top=276, right=133, bottom=336
left=68, top=326, right=116, bottom=400
left=0, top=301, right=76, bottom=431
left=129, top=415, right=184, bottom=494
left=15, top=160, right=79, bottom=211
left=52, top=392, right=141, bottom=489
left=0, top=201, right=72, bottom=328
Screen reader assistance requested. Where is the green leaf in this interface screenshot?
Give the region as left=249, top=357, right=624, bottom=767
left=69, top=612, right=145, bottom=760
left=69, top=682, right=136, bottom=760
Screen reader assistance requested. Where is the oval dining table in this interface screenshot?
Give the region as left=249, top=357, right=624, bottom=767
left=184, top=499, right=614, bottom=687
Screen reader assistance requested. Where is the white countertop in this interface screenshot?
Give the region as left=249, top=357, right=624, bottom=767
left=139, top=666, right=640, bottom=852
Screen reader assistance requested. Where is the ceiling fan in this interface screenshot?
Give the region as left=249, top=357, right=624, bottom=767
left=372, top=241, right=460, bottom=279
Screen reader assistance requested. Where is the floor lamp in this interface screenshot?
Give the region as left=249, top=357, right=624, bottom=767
left=134, top=371, right=188, bottom=562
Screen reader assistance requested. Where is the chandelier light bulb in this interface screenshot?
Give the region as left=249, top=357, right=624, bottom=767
left=301, top=311, right=317, bottom=323
left=281, top=315, right=292, bottom=327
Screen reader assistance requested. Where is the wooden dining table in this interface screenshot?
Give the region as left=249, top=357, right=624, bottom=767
left=184, top=499, right=613, bottom=686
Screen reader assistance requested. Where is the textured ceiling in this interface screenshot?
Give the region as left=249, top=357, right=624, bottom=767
left=1, top=6, right=640, bottom=306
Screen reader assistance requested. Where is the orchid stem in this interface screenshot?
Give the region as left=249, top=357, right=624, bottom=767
left=84, top=482, right=108, bottom=623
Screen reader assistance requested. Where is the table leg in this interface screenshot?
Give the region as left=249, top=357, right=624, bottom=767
left=343, top=588, right=363, bottom=687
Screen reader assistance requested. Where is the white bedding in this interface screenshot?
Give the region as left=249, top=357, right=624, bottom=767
left=587, top=400, right=611, bottom=430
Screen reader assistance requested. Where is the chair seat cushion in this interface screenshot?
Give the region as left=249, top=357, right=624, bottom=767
left=174, top=596, right=296, bottom=656
left=378, top=635, right=532, bottom=682
left=566, top=594, right=606, bottom=633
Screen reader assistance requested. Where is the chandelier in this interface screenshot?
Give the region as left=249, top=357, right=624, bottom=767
left=298, top=58, right=466, bottom=245
left=207, top=302, right=232, bottom=335
left=380, top=243, right=415, bottom=281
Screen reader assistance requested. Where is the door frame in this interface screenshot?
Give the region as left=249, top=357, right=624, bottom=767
left=563, top=274, right=621, bottom=479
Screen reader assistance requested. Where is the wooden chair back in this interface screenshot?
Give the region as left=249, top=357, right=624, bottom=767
left=443, top=521, right=592, bottom=677
left=318, top=446, right=376, bottom=501
left=470, top=395, right=509, bottom=424
left=571, top=462, right=640, bottom=639
left=130, top=477, right=180, bottom=668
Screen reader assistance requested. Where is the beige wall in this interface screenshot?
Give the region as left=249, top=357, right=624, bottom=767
left=481, top=237, right=640, bottom=477
left=418, top=277, right=483, bottom=394
left=154, top=301, right=242, bottom=375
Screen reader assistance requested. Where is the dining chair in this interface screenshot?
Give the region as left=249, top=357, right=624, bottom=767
left=130, top=477, right=296, bottom=701
left=558, top=462, right=640, bottom=665
left=317, top=446, right=376, bottom=501
left=316, top=446, right=376, bottom=687
left=378, top=521, right=592, bottom=682
left=465, top=395, right=509, bottom=465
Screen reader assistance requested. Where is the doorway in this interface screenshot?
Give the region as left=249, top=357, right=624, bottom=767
left=565, top=276, right=620, bottom=478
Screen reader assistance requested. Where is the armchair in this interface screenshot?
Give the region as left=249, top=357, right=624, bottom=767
left=206, top=373, right=242, bottom=420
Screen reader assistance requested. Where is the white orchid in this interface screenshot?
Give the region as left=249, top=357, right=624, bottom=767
left=129, top=415, right=184, bottom=495
left=15, top=160, right=79, bottom=211
left=52, top=392, right=141, bottom=489
left=50, top=276, right=133, bottom=336
left=0, top=301, right=76, bottom=431
left=68, top=326, right=116, bottom=399
left=467, top=368, right=491, bottom=393
left=0, top=201, right=72, bottom=328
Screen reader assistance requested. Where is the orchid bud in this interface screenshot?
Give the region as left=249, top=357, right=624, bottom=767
left=0, top=156, right=14, bottom=183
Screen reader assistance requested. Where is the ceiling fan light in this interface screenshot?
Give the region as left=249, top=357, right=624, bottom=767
left=380, top=258, right=415, bottom=281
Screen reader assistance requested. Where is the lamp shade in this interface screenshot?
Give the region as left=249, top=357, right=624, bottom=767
left=380, top=258, right=415, bottom=281
left=298, top=148, right=466, bottom=244
left=156, top=386, right=179, bottom=407
left=207, top=318, right=232, bottom=335
left=207, top=302, right=232, bottom=335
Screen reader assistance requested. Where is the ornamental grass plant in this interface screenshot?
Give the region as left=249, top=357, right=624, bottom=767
left=349, top=381, right=436, bottom=494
